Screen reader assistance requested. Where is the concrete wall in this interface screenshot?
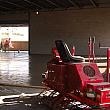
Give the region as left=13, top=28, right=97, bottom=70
left=10, top=41, right=28, bottom=51
left=30, top=8, right=110, bottom=56
left=0, top=12, right=28, bottom=21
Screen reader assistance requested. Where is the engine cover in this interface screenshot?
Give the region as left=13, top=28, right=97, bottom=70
left=67, top=63, right=104, bottom=91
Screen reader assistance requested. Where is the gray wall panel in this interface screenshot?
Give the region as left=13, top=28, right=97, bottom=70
left=30, top=8, right=110, bottom=56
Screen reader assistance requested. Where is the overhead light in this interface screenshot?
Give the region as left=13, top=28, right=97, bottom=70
left=36, top=11, right=39, bottom=15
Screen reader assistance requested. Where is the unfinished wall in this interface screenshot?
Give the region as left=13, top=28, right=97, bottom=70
left=30, top=8, right=110, bottom=56
left=0, top=12, right=28, bottom=23
left=10, top=41, right=28, bottom=51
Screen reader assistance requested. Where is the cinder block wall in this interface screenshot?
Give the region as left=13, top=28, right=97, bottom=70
left=30, top=8, right=110, bottom=56
left=10, top=41, right=28, bottom=51
left=0, top=12, right=28, bottom=21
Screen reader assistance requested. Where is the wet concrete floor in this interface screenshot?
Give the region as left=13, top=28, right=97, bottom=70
left=0, top=51, right=51, bottom=110
left=0, top=104, right=51, bottom=110
left=0, top=51, right=50, bottom=86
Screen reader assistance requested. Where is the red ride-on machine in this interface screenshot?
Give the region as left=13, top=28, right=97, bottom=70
left=42, top=40, right=110, bottom=110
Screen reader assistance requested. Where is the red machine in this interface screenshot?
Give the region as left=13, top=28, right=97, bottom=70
left=42, top=40, right=110, bottom=110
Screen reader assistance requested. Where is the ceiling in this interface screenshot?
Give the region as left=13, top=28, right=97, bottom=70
left=0, top=0, right=110, bottom=13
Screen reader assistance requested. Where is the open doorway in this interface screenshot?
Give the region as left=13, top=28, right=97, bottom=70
left=0, top=26, right=30, bottom=85
left=0, top=26, right=29, bottom=52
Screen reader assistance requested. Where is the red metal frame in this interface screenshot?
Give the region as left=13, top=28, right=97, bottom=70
left=88, top=37, right=95, bottom=63
left=43, top=40, right=110, bottom=109
left=107, top=48, right=110, bottom=82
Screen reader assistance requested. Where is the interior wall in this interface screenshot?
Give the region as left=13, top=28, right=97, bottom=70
left=10, top=41, right=28, bottom=51
left=0, top=12, right=28, bottom=21
left=30, top=8, right=110, bottom=56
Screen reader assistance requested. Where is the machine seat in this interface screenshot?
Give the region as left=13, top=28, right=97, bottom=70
left=55, top=40, right=85, bottom=63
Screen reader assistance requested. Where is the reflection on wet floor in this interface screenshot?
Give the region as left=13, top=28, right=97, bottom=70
left=0, top=51, right=50, bottom=86
left=29, top=54, right=50, bottom=86
left=0, top=51, right=51, bottom=110
left=0, top=51, right=29, bottom=85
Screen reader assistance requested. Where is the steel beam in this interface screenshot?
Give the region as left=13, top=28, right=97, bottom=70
left=67, top=0, right=80, bottom=8
left=4, top=1, right=25, bottom=9
left=23, top=0, right=43, bottom=9
left=0, top=5, right=11, bottom=10
left=45, top=0, right=59, bottom=7
left=89, top=0, right=97, bottom=7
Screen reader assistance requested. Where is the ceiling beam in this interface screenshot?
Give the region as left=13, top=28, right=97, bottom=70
left=67, top=0, right=80, bottom=8
left=89, top=0, right=97, bottom=7
left=0, top=5, right=12, bottom=10
left=23, top=0, right=43, bottom=9
left=45, top=0, right=60, bottom=7
left=3, top=0, right=25, bottom=9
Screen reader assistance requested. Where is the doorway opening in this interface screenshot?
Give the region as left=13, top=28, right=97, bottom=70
left=0, top=26, right=29, bottom=52
left=0, top=26, right=30, bottom=85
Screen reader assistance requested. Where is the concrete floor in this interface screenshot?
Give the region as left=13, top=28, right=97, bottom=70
left=0, top=51, right=51, bottom=110
left=0, top=51, right=50, bottom=86
left=0, top=104, right=51, bottom=110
